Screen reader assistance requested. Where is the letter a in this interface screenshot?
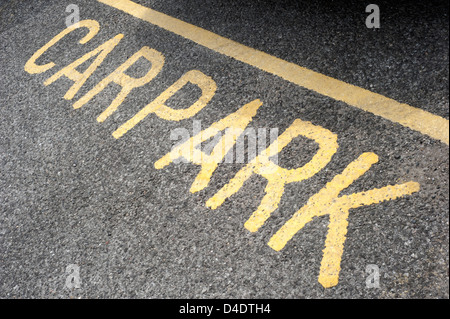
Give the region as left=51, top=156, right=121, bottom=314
left=155, top=99, right=263, bottom=193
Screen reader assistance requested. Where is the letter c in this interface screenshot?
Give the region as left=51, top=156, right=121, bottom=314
left=25, top=19, right=100, bottom=74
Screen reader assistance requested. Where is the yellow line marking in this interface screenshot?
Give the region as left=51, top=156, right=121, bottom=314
left=97, top=0, right=449, bottom=145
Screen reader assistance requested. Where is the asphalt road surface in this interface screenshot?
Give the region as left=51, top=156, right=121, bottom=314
left=0, top=0, right=448, bottom=299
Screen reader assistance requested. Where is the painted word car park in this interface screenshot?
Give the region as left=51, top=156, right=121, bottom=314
left=0, top=0, right=448, bottom=298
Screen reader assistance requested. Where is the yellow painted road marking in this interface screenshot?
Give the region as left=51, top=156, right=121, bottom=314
left=113, top=69, right=217, bottom=138
left=98, top=0, right=449, bottom=145
left=155, top=99, right=263, bottom=192
left=44, top=33, right=124, bottom=100
left=73, top=46, right=165, bottom=122
left=24, top=20, right=100, bottom=75
left=206, top=118, right=339, bottom=232
left=267, top=152, right=420, bottom=287
left=22, top=16, right=424, bottom=289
